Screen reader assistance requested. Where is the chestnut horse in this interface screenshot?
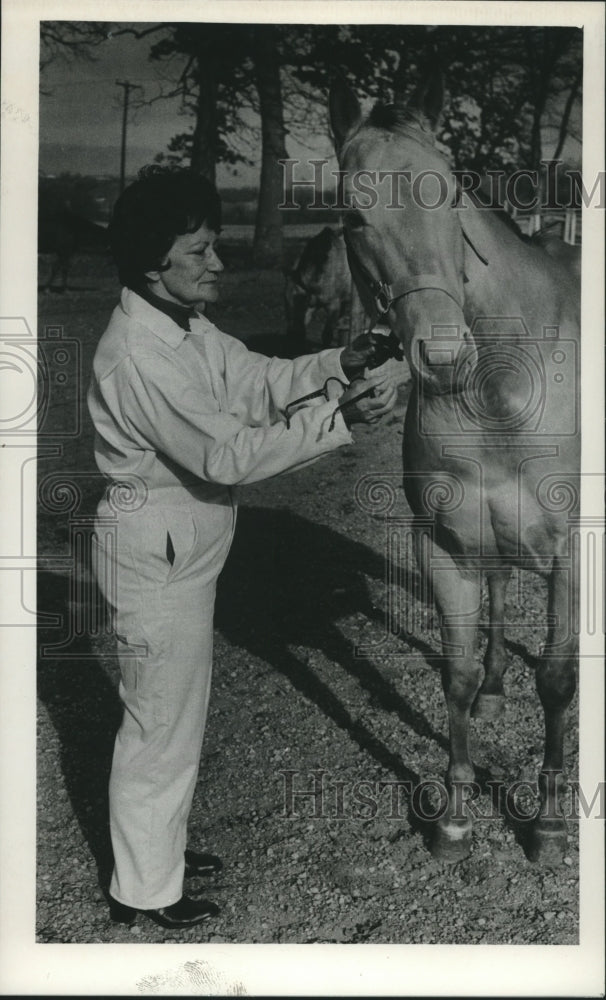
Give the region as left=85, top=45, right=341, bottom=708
left=330, top=76, right=580, bottom=863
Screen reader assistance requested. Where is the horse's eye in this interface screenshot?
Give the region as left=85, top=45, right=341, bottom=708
left=346, top=210, right=366, bottom=230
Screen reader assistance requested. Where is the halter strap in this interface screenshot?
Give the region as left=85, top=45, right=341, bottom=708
left=345, top=235, right=465, bottom=317
left=344, top=212, right=489, bottom=319
left=371, top=273, right=465, bottom=314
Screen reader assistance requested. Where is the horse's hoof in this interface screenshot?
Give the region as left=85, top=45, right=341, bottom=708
left=472, top=692, right=505, bottom=720
left=526, top=823, right=567, bottom=864
left=431, top=819, right=473, bottom=862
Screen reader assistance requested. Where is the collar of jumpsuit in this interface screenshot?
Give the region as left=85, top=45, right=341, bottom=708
left=133, top=282, right=199, bottom=332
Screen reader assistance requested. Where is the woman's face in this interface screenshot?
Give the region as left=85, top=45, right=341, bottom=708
left=146, top=222, right=223, bottom=308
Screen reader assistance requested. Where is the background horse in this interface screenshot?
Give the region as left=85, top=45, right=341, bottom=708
left=38, top=207, right=109, bottom=293
left=330, top=75, right=580, bottom=863
left=284, top=227, right=351, bottom=346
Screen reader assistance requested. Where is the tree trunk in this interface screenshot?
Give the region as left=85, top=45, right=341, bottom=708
left=252, top=26, right=287, bottom=266
left=190, top=50, right=218, bottom=184
left=553, top=67, right=582, bottom=161
left=528, top=28, right=576, bottom=171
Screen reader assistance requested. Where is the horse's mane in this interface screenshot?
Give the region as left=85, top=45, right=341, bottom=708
left=367, top=102, right=436, bottom=146
left=471, top=182, right=532, bottom=244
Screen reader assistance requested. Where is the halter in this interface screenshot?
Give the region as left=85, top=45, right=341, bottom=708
left=283, top=209, right=490, bottom=431
left=343, top=217, right=488, bottom=319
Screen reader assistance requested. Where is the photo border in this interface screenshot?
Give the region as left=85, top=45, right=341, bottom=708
left=1, top=0, right=604, bottom=995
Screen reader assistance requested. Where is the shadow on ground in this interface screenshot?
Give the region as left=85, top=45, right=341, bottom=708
left=215, top=506, right=452, bottom=790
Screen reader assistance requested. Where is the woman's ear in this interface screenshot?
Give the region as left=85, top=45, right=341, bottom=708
left=145, top=250, right=171, bottom=285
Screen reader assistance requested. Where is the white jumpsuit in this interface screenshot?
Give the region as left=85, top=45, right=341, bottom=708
left=87, top=288, right=353, bottom=908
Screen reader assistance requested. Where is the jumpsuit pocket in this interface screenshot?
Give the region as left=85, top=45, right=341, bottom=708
left=166, top=532, right=175, bottom=566
left=159, top=508, right=198, bottom=583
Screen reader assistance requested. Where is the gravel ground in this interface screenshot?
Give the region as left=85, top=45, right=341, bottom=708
left=36, top=245, right=579, bottom=945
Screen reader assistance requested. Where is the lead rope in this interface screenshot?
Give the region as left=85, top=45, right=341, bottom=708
left=283, top=326, right=405, bottom=431
left=283, top=373, right=374, bottom=432
left=283, top=375, right=350, bottom=429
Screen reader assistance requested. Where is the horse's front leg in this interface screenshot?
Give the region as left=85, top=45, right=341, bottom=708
left=528, top=556, right=577, bottom=863
left=472, top=567, right=511, bottom=720
left=421, top=541, right=483, bottom=861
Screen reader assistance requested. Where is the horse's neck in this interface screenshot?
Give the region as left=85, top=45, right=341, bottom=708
left=460, top=203, right=572, bottom=336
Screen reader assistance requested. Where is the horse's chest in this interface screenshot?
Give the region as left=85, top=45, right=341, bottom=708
left=487, top=488, right=565, bottom=567
left=407, top=477, right=564, bottom=570
left=404, top=443, right=571, bottom=570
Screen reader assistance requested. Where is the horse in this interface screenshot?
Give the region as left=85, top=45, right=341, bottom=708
left=329, top=75, right=580, bottom=863
left=284, top=227, right=351, bottom=346
left=38, top=207, right=109, bottom=293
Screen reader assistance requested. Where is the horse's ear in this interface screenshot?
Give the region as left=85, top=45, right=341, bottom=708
left=393, top=55, right=409, bottom=108
left=410, top=68, right=444, bottom=130
left=329, top=77, right=362, bottom=151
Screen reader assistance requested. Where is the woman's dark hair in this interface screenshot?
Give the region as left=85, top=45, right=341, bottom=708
left=109, top=165, right=222, bottom=288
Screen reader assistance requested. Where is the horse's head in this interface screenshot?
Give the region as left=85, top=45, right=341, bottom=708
left=329, top=75, right=477, bottom=396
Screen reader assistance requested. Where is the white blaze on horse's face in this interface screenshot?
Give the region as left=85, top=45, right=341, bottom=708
left=331, top=83, right=478, bottom=396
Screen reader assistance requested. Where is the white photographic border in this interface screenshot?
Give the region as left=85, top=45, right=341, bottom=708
left=1, top=0, right=604, bottom=995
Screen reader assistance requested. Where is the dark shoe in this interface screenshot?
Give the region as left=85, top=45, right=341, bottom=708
left=184, top=848, right=223, bottom=878
left=109, top=894, right=219, bottom=929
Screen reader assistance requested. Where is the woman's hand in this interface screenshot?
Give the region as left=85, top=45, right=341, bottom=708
left=341, top=331, right=404, bottom=380
left=338, top=372, right=398, bottom=428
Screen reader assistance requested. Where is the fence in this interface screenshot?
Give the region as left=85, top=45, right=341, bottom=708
left=506, top=206, right=582, bottom=244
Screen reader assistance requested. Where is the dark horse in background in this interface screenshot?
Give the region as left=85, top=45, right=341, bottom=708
left=330, top=75, right=580, bottom=863
left=38, top=206, right=108, bottom=293
left=284, top=227, right=351, bottom=346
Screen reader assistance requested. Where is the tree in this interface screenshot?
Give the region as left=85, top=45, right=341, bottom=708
left=147, top=24, right=285, bottom=261
left=144, top=24, right=415, bottom=262
left=146, top=24, right=256, bottom=185
left=429, top=26, right=582, bottom=172
left=40, top=21, right=110, bottom=72
left=251, top=26, right=288, bottom=265
left=130, top=23, right=583, bottom=261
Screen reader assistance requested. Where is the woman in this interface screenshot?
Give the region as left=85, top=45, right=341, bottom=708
left=88, top=166, right=397, bottom=930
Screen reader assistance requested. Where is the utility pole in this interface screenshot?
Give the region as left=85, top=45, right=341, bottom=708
left=115, top=80, right=141, bottom=194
